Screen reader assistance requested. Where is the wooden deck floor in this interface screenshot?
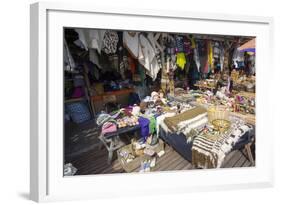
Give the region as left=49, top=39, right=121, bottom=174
left=68, top=143, right=255, bottom=175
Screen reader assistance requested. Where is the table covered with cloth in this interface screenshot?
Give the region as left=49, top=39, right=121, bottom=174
left=157, top=106, right=255, bottom=168
left=192, top=122, right=254, bottom=168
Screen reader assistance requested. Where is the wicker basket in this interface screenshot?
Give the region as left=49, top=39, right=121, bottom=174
left=207, top=105, right=230, bottom=123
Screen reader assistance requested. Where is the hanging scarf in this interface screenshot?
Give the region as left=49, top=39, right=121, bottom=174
left=102, top=31, right=119, bottom=54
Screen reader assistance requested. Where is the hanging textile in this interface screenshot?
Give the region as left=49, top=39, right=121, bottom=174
left=147, top=33, right=163, bottom=70
left=208, top=41, right=214, bottom=71
left=202, top=40, right=210, bottom=74
left=176, top=52, right=186, bottom=70
left=89, top=49, right=101, bottom=68
left=213, top=42, right=220, bottom=59
left=175, top=35, right=184, bottom=53
left=128, top=54, right=136, bottom=74
left=88, top=29, right=106, bottom=53
left=161, top=61, right=169, bottom=94
left=102, top=31, right=119, bottom=54
left=138, top=34, right=161, bottom=81
left=74, top=29, right=106, bottom=53
left=123, top=31, right=140, bottom=59
left=193, top=44, right=201, bottom=72
left=232, top=46, right=245, bottom=69
left=183, top=36, right=193, bottom=55
left=220, top=45, right=225, bottom=71
left=168, top=69, right=175, bottom=96
left=119, top=54, right=129, bottom=80
left=190, top=35, right=196, bottom=49
left=74, top=29, right=88, bottom=51
left=197, top=40, right=208, bottom=74
left=63, top=39, right=76, bottom=71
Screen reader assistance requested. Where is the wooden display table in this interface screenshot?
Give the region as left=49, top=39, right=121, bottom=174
left=91, top=88, right=134, bottom=113
left=91, top=88, right=134, bottom=102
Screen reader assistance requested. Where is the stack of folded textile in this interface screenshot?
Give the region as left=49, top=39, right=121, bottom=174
left=164, top=106, right=208, bottom=136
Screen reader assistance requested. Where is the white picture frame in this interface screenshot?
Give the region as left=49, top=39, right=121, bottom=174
left=30, top=2, right=274, bottom=202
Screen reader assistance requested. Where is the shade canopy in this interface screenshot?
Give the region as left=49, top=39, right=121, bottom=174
left=238, top=38, right=256, bottom=52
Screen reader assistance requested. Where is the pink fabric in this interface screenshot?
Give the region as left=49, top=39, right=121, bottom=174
left=102, top=122, right=117, bottom=134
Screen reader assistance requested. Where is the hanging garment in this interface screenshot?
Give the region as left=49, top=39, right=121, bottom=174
left=193, top=46, right=201, bottom=72
left=232, top=46, right=245, bottom=68
left=74, top=29, right=106, bottom=53
left=176, top=52, right=186, bottom=70
left=161, top=61, right=169, bottom=93
left=220, top=45, right=225, bottom=71
left=147, top=33, right=163, bottom=70
left=118, top=46, right=129, bottom=80
left=89, top=49, right=101, bottom=68
left=175, top=35, right=184, bottom=53
left=123, top=31, right=140, bottom=58
left=128, top=54, right=136, bottom=74
left=203, top=41, right=209, bottom=74
left=102, top=31, right=119, bottom=54
left=213, top=41, right=220, bottom=59
left=208, top=41, right=214, bottom=71
left=190, top=35, right=196, bottom=49
left=183, top=36, right=193, bottom=55
left=74, top=29, right=88, bottom=50
left=119, top=56, right=128, bottom=80
left=197, top=40, right=208, bottom=74
left=63, top=39, right=76, bottom=71
left=88, top=29, right=106, bottom=53
left=138, top=34, right=161, bottom=81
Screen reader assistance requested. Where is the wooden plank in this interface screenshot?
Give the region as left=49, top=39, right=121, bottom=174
left=172, top=158, right=191, bottom=170
left=233, top=154, right=247, bottom=167
left=156, top=151, right=183, bottom=171
left=221, top=150, right=238, bottom=168
left=171, top=159, right=190, bottom=170
left=222, top=150, right=242, bottom=168
left=242, top=159, right=253, bottom=167
left=181, top=162, right=193, bottom=170
left=165, top=155, right=188, bottom=171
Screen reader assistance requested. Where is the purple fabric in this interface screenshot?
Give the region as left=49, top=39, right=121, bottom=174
left=138, top=117, right=150, bottom=142
left=72, top=87, right=84, bottom=98
left=240, top=48, right=255, bottom=53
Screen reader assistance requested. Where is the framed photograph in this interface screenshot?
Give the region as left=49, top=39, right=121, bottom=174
left=30, top=2, right=274, bottom=202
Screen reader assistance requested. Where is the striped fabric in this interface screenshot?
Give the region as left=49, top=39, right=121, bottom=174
left=192, top=120, right=253, bottom=168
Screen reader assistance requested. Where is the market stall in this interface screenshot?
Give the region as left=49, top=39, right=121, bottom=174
left=63, top=28, right=256, bottom=175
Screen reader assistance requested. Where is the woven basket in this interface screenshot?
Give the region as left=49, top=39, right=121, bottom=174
left=207, top=105, right=230, bottom=123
